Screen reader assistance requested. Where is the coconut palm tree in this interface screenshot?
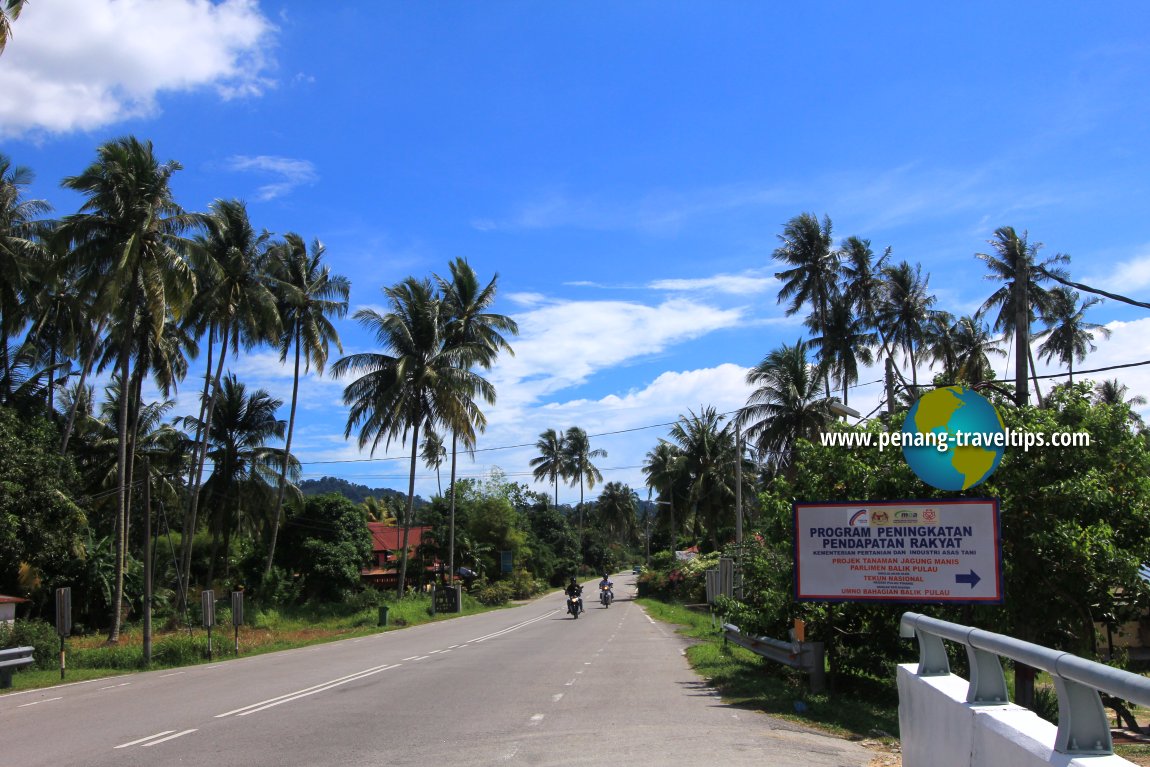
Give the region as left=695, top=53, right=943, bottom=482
left=738, top=339, right=835, bottom=475
left=433, top=257, right=517, bottom=584
left=1036, top=287, right=1109, bottom=384
left=642, top=440, right=682, bottom=552
left=179, top=198, right=278, bottom=596
left=562, top=426, right=606, bottom=535
left=185, top=374, right=289, bottom=584
left=773, top=213, right=840, bottom=395
left=807, top=294, right=874, bottom=405
left=530, top=428, right=567, bottom=508
left=333, top=277, right=493, bottom=597
left=667, top=407, right=741, bottom=551
left=977, top=226, right=1069, bottom=404
left=595, top=481, right=638, bottom=544
left=263, top=233, right=348, bottom=578
left=421, top=427, right=447, bottom=496
left=877, top=260, right=935, bottom=397
left=0, top=154, right=51, bottom=402
left=59, top=136, right=199, bottom=641
left=1093, top=379, right=1146, bottom=429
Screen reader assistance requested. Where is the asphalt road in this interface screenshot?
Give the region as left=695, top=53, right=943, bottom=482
left=1, top=574, right=871, bottom=766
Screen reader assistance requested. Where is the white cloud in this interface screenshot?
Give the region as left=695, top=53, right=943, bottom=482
left=0, top=0, right=275, bottom=137
left=649, top=271, right=776, bottom=296
left=226, top=155, right=317, bottom=201
left=1082, top=246, right=1150, bottom=294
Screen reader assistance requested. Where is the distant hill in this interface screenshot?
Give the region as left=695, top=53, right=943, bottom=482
left=300, top=476, right=427, bottom=509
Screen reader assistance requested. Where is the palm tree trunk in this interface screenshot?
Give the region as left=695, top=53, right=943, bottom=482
left=264, top=330, right=301, bottom=579
left=448, top=430, right=458, bottom=585
left=108, top=348, right=132, bottom=643
left=182, top=329, right=229, bottom=594
left=1028, top=345, right=1044, bottom=407
left=397, top=415, right=421, bottom=599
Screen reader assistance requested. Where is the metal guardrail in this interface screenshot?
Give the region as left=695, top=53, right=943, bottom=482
left=0, top=646, right=34, bottom=689
left=900, top=611, right=1150, bottom=756
left=722, top=623, right=826, bottom=692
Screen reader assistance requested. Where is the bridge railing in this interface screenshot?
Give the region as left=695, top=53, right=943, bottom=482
left=900, top=611, right=1150, bottom=756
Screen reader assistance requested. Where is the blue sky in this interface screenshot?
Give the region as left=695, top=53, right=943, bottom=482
left=4, top=1, right=1150, bottom=503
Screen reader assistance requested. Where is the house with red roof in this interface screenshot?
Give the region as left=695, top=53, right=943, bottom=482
left=360, top=523, right=441, bottom=588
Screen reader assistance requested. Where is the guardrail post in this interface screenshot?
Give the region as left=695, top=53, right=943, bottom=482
left=1052, top=674, right=1112, bottom=755
left=965, top=645, right=1008, bottom=704
left=804, top=642, right=826, bottom=693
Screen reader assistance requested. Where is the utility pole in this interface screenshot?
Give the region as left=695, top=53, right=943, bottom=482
left=734, top=421, right=743, bottom=600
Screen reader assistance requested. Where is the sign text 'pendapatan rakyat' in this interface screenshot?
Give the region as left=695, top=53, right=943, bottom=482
left=793, top=499, right=1003, bottom=604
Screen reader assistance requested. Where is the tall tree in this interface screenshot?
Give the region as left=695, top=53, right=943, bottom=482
left=1036, top=287, right=1109, bottom=384
left=0, top=154, right=51, bottom=403
left=530, top=428, right=567, bottom=508
left=667, top=407, right=741, bottom=551
left=1093, top=379, right=1147, bottom=430
left=421, top=427, right=446, bottom=496
left=977, top=226, right=1069, bottom=405
left=595, top=481, right=638, bottom=544
left=642, top=440, right=682, bottom=552
left=807, top=294, right=874, bottom=405
left=263, top=233, right=348, bottom=578
left=737, top=339, right=835, bottom=476
left=179, top=198, right=278, bottom=595
left=433, top=257, right=517, bottom=584
left=877, top=260, right=935, bottom=396
left=333, top=277, right=493, bottom=597
left=59, top=136, right=199, bottom=641
left=773, top=212, right=840, bottom=395
left=562, top=426, right=606, bottom=536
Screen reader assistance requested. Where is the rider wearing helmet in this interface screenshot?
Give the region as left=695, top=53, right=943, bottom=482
left=598, top=573, right=613, bottom=603
left=565, top=576, right=583, bottom=599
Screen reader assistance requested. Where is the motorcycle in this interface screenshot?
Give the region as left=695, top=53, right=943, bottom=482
left=567, top=593, right=583, bottom=618
left=599, top=583, right=613, bottom=608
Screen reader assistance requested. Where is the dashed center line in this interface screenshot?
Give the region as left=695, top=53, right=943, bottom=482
left=552, top=693, right=564, bottom=702
left=115, top=731, right=174, bottom=749
left=160, top=671, right=185, bottom=677
left=402, top=656, right=421, bottom=661
left=528, top=713, right=545, bottom=725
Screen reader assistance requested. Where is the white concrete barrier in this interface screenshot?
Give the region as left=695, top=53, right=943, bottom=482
left=898, top=664, right=1135, bottom=767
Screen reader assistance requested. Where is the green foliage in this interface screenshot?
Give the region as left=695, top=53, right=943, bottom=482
left=471, top=578, right=514, bottom=606
left=0, top=408, right=87, bottom=597
left=276, top=493, right=374, bottom=601
left=152, top=633, right=203, bottom=666
left=0, top=619, right=58, bottom=671
left=72, top=642, right=141, bottom=670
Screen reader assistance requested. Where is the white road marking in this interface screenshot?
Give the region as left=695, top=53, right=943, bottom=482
left=469, top=610, right=558, bottom=643
left=457, top=644, right=470, bottom=648
left=448, top=645, right=460, bottom=649
left=402, top=656, right=421, bottom=661
left=584, top=662, right=592, bottom=665
left=412, top=655, right=430, bottom=661
left=160, top=671, right=185, bottom=677
left=17, top=696, right=62, bottom=708
left=115, top=731, right=174, bottom=749
left=564, top=678, right=576, bottom=686
left=428, top=649, right=445, bottom=654
left=142, top=729, right=197, bottom=747
left=215, top=664, right=401, bottom=718
left=552, top=693, right=564, bottom=702
left=528, top=713, right=545, bottom=725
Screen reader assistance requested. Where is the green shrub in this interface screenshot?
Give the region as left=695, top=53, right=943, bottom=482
left=152, top=634, right=203, bottom=666
left=473, top=580, right=513, bottom=606
left=504, top=570, right=540, bottom=600
left=0, top=619, right=59, bottom=671
left=72, top=643, right=141, bottom=670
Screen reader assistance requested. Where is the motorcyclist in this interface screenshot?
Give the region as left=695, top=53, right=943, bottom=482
left=565, top=577, right=583, bottom=614
left=598, top=573, right=613, bottom=603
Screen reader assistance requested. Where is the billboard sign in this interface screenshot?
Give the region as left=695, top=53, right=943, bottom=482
left=794, top=499, right=1002, bottom=604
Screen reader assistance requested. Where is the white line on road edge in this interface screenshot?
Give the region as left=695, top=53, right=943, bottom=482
left=142, top=729, right=198, bottom=747
left=160, top=671, right=185, bottom=677
left=469, top=611, right=558, bottom=643
left=215, top=664, right=402, bottom=718
left=115, top=731, right=174, bottom=749
left=17, top=696, right=62, bottom=708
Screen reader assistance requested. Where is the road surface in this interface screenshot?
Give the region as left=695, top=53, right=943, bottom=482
left=1, top=574, right=870, bottom=766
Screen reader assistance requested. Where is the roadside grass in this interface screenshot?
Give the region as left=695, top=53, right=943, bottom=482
left=4, top=594, right=503, bottom=693
left=638, top=598, right=899, bottom=742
